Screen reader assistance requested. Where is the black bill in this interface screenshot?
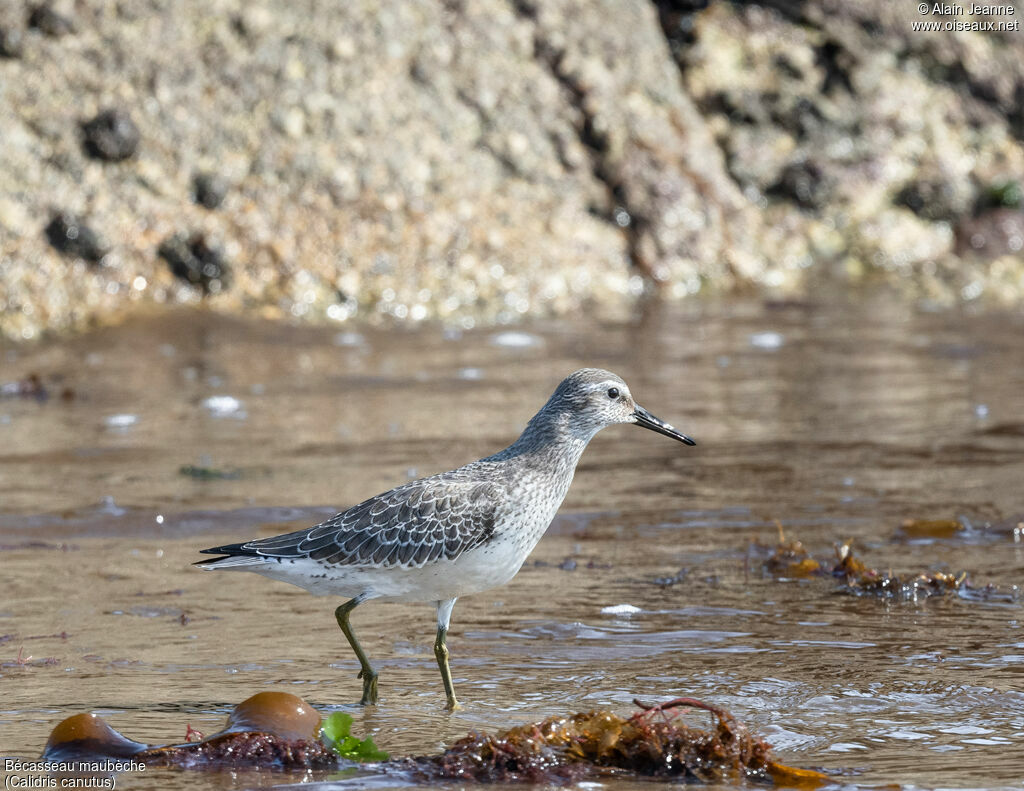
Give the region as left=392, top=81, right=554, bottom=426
left=632, top=404, right=696, bottom=446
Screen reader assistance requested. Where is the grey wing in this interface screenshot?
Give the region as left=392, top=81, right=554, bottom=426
left=240, top=475, right=501, bottom=568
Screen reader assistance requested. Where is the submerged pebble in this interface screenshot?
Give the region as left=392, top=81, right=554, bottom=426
left=332, top=331, right=365, bottom=347
left=601, top=603, right=642, bottom=615
left=490, top=331, right=543, bottom=349
left=749, top=331, right=785, bottom=350
left=0, top=372, right=48, bottom=400
left=179, top=464, right=242, bottom=480
left=82, top=109, right=140, bottom=162
left=201, top=395, right=245, bottom=418
left=103, top=413, right=138, bottom=430
left=96, top=495, right=126, bottom=516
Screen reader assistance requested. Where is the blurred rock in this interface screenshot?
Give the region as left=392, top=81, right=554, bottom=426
left=768, top=160, right=831, bottom=210
left=975, top=179, right=1023, bottom=214
left=82, top=109, right=139, bottom=162
left=0, top=26, right=24, bottom=58
left=956, top=209, right=1024, bottom=260
left=2, top=0, right=1024, bottom=340
left=44, top=212, right=109, bottom=263
left=27, top=4, right=73, bottom=37
left=895, top=179, right=971, bottom=223
left=158, top=233, right=231, bottom=294
left=193, top=172, right=228, bottom=210
left=680, top=0, right=1024, bottom=297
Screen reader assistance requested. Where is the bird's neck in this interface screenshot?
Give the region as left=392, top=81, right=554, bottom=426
left=497, top=408, right=595, bottom=472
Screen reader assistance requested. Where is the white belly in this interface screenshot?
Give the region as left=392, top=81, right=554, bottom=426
left=233, top=532, right=535, bottom=603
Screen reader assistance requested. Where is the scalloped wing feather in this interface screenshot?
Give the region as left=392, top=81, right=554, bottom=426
left=239, top=473, right=502, bottom=569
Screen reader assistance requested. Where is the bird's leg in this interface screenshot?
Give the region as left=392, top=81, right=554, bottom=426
left=434, top=625, right=459, bottom=711
left=335, top=595, right=378, bottom=705
left=435, top=598, right=461, bottom=711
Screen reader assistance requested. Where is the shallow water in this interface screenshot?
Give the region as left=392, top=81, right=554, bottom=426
left=1, top=296, right=1023, bottom=790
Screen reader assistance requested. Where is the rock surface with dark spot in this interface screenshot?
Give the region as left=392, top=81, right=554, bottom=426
left=27, top=4, right=73, bottom=37
left=158, top=234, right=231, bottom=294
left=895, top=179, right=971, bottom=223
left=44, top=213, right=109, bottom=263
left=0, top=25, right=24, bottom=58
left=193, top=172, right=228, bottom=209
left=768, top=160, right=830, bottom=210
left=956, top=209, right=1024, bottom=260
left=675, top=0, right=1024, bottom=298
left=81, top=109, right=139, bottom=162
left=975, top=179, right=1023, bottom=214
left=2, top=0, right=1024, bottom=339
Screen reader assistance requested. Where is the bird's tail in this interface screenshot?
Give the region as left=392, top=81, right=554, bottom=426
left=194, top=541, right=264, bottom=570
left=193, top=554, right=267, bottom=570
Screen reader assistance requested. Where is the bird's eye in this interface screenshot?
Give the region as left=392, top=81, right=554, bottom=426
left=607, top=387, right=619, bottom=399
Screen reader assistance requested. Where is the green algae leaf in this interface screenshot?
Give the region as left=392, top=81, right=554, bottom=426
left=321, top=711, right=353, bottom=744
left=320, top=712, right=389, bottom=762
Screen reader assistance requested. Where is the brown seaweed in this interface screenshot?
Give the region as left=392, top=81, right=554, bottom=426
left=894, top=518, right=964, bottom=539
left=409, top=697, right=825, bottom=786
left=762, top=528, right=1019, bottom=603
left=762, top=522, right=821, bottom=578
left=141, top=731, right=336, bottom=769
left=41, top=692, right=825, bottom=784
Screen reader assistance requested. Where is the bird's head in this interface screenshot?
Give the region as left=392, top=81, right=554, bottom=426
left=551, top=368, right=696, bottom=445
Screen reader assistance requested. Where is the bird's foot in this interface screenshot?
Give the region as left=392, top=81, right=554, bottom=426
left=357, top=667, right=379, bottom=705
left=444, top=696, right=462, bottom=712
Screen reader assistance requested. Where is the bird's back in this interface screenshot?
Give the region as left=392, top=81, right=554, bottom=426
left=198, top=461, right=514, bottom=570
